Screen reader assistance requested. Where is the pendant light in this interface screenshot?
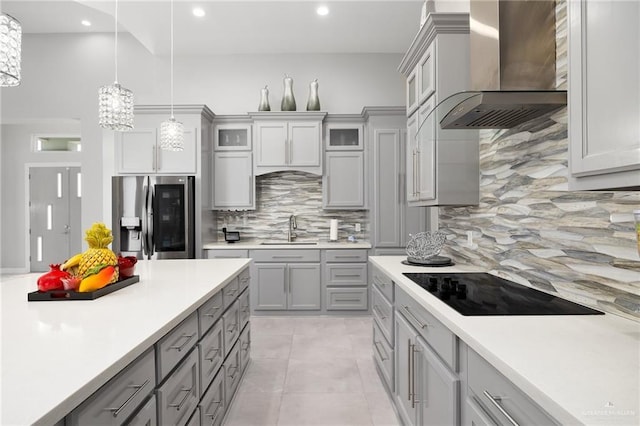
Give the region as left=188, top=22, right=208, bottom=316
left=159, top=0, right=184, bottom=151
left=98, top=0, right=134, bottom=131
left=0, top=13, right=22, bottom=87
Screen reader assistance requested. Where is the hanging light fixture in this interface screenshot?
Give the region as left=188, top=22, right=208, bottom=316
left=0, top=13, right=22, bottom=87
left=98, top=0, right=134, bottom=131
left=159, top=0, right=184, bottom=151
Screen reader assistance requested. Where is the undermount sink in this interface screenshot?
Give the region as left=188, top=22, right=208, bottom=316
left=260, top=242, right=318, bottom=245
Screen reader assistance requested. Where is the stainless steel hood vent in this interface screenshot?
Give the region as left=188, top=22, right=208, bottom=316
left=440, top=0, right=567, bottom=130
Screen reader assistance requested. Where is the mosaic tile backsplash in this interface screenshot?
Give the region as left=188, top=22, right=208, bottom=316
left=439, top=0, right=639, bottom=321
left=216, top=171, right=369, bottom=243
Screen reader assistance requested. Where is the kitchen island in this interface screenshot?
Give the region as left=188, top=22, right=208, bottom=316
left=370, top=256, right=640, bottom=426
left=0, top=258, right=250, bottom=426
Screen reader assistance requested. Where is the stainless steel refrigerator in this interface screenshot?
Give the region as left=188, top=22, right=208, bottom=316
left=112, top=175, right=195, bottom=259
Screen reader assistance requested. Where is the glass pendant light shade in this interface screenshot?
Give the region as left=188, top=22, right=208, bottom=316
left=98, top=82, right=134, bottom=130
left=160, top=117, right=184, bottom=151
left=0, top=13, right=22, bottom=87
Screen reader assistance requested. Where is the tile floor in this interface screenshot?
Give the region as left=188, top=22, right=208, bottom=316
left=223, top=316, right=400, bottom=426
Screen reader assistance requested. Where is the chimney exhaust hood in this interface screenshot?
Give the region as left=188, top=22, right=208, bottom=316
left=440, top=0, right=567, bottom=130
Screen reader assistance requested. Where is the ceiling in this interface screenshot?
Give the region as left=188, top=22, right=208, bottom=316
left=2, top=0, right=425, bottom=55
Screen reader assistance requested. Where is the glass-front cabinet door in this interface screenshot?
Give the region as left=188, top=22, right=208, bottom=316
left=214, top=123, right=252, bottom=151
left=325, top=123, right=364, bottom=150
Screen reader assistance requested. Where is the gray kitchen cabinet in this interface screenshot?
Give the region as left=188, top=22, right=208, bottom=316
left=568, top=0, right=640, bottom=190
left=325, top=287, right=368, bottom=310
left=373, top=319, right=394, bottom=393
left=252, top=249, right=321, bottom=312
left=115, top=127, right=197, bottom=175
left=66, top=348, right=156, bottom=426
left=199, top=368, right=225, bottom=426
left=156, top=348, right=199, bottom=426
left=156, top=312, right=199, bottom=383
left=223, top=299, right=240, bottom=356
left=251, top=112, right=326, bottom=175
left=198, top=321, right=224, bottom=397
left=212, top=151, right=254, bottom=210
left=323, top=249, right=368, bottom=311
left=325, top=123, right=364, bottom=150
left=399, top=13, right=479, bottom=207
left=323, top=151, right=365, bottom=209
left=213, top=122, right=251, bottom=151
left=223, top=342, right=242, bottom=409
left=395, top=311, right=460, bottom=426
left=466, top=348, right=559, bottom=426
left=367, top=109, right=431, bottom=250
left=205, top=249, right=249, bottom=259
left=239, top=324, right=251, bottom=374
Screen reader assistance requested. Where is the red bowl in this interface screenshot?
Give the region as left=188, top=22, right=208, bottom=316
left=118, top=256, right=138, bottom=278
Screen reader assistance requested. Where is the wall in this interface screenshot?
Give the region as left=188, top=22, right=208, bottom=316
left=439, top=1, right=640, bottom=320
left=1, top=32, right=405, bottom=270
left=212, top=171, right=368, bottom=243
left=0, top=121, right=81, bottom=271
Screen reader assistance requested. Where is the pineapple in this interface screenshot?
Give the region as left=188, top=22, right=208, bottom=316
left=79, top=223, right=119, bottom=283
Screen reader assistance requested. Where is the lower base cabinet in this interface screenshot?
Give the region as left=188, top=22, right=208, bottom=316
left=64, top=266, right=251, bottom=426
left=253, top=262, right=321, bottom=311
left=394, top=307, right=459, bottom=426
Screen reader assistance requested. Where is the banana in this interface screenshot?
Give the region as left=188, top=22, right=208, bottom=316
left=61, top=253, right=83, bottom=271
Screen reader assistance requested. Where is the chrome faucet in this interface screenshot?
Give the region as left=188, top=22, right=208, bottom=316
left=288, top=214, right=297, bottom=242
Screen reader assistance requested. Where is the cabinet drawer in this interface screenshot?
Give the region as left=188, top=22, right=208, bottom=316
left=325, top=249, right=368, bottom=262
left=396, top=286, right=457, bottom=371
left=251, top=249, right=320, bottom=262
left=224, top=342, right=242, bottom=408
left=198, top=290, right=223, bottom=337
left=223, top=277, right=240, bottom=310
left=373, top=320, right=394, bottom=393
left=206, top=249, right=249, bottom=259
left=468, top=349, right=559, bottom=425
left=200, top=368, right=226, bottom=426
left=325, top=263, right=367, bottom=286
left=156, top=312, right=198, bottom=383
left=223, top=299, right=240, bottom=356
left=239, top=324, right=251, bottom=374
left=326, top=287, right=368, bottom=310
left=198, top=320, right=224, bottom=396
left=239, top=288, right=250, bottom=330
left=126, top=394, right=157, bottom=426
left=67, top=348, right=155, bottom=426
left=370, top=264, right=393, bottom=302
left=157, top=349, right=199, bottom=426
left=372, top=285, right=393, bottom=345
left=239, top=267, right=250, bottom=293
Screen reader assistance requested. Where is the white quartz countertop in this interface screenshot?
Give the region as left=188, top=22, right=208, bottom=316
left=0, top=259, right=250, bottom=426
left=203, top=240, right=371, bottom=249
left=369, top=256, right=640, bottom=426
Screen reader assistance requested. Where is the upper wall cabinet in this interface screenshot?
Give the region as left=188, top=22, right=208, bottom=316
left=214, top=122, right=252, bottom=151
left=398, top=13, right=479, bottom=207
left=250, top=112, right=326, bottom=176
left=568, top=0, right=640, bottom=190
left=114, top=105, right=213, bottom=175
left=325, top=123, right=364, bottom=151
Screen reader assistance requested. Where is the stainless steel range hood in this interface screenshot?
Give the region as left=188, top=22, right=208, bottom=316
left=440, top=0, right=567, bottom=129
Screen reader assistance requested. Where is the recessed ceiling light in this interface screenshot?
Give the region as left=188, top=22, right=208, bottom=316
left=192, top=7, right=205, bottom=18
left=316, top=6, right=329, bottom=16
left=81, top=20, right=91, bottom=27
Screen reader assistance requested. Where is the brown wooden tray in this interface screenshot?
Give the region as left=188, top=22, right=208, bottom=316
left=27, top=275, right=140, bottom=301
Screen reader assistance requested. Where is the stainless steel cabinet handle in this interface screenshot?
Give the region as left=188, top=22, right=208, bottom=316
left=335, top=274, right=361, bottom=278
left=272, top=255, right=303, bottom=259
left=169, top=387, right=192, bottom=411
left=407, top=339, right=414, bottom=405
left=374, top=277, right=387, bottom=287
left=103, top=379, right=150, bottom=417
left=203, top=306, right=221, bottom=317
left=335, top=298, right=360, bottom=302
left=169, top=333, right=195, bottom=352
left=335, top=255, right=360, bottom=259
left=152, top=146, right=156, bottom=171
left=373, top=305, right=387, bottom=320
left=412, top=345, right=420, bottom=408
left=228, top=365, right=238, bottom=380
left=226, top=288, right=237, bottom=296
left=205, top=400, right=222, bottom=425
left=483, top=390, right=521, bottom=426
left=402, top=305, right=429, bottom=329
left=242, top=341, right=250, bottom=351
left=204, top=348, right=220, bottom=361
left=373, top=340, right=388, bottom=361
left=227, top=323, right=237, bottom=333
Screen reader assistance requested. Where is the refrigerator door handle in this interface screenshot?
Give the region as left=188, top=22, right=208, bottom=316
left=148, top=182, right=155, bottom=257
left=141, top=180, right=150, bottom=258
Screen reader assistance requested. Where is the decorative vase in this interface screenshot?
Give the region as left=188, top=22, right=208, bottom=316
left=281, top=74, right=296, bottom=111
left=306, top=79, right=320, bottom=111
left=258, top=85, right=271, bottom=111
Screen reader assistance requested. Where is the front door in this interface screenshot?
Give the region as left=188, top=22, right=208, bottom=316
left=29, top=167, right=81, bottom=272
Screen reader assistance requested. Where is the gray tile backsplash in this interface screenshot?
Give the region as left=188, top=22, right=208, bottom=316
left=216, top=171, right=369, bottom=242
left=439, top=0, right=639, bottom=320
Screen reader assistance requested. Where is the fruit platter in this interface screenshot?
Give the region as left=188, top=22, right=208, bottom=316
left=28, top=223, right=139, bottom=301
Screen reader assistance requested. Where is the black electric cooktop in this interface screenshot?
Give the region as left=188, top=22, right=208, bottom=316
left=403, top=272, right=604, bottom=316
